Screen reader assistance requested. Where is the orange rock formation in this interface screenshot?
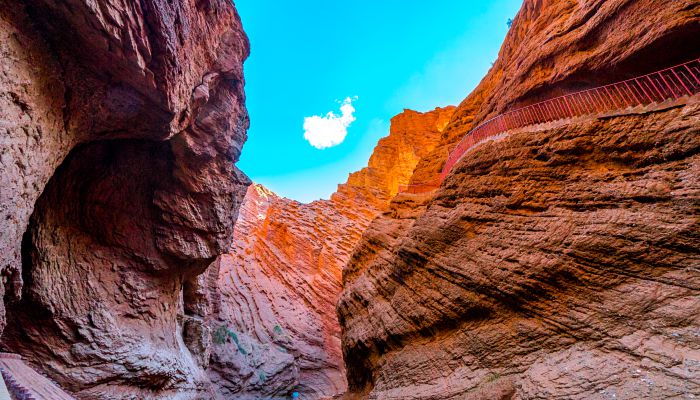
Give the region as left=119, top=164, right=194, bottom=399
left=208, top=107, right=455, bottom=398
left=338, top=0, right=700, bottom=399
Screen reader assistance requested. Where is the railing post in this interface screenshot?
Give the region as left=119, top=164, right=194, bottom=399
left=623, top=81, right=640, bottom=105
left=555, top=99, right=566, bottom=119
left=549, top=101, right=560, bottom=120
left=561, top=97, right=571, bottom=117
left=693, top=66, right=700, bottom=83
left=580, top=93, right=592, bottom=114
left=634, top=78, right=654, bottom=104
left=527, top=106, right=535, bottom=123
left=685, top=65, right=700, bottom=85
left=657, top=71, right=676, bottom=99
left=569, top=95, right=580, bottom=115
left=585, top=91, right=596, bottom=112
left=613, top=84, right=629, bottom=107
left=604, top=86, right=620, bottom=108
left=590, top=91, right=600, bottom=111
left=588, top=89, right=605, bottom=112
left=671, top=68, right=693, bottom=96
left=528, top=105, right=536, bottom=122
left=597, top=88, right=615, bottom=111
left=562, top=95, right=574, bottom=117
left=597, top=90, right=607, bottom=110
left=554, top=100, right=562, bottom=118
left=551, top=99, right=562, bottom=119
left=531, top=106, right=539, bottom=123
left=678, top=70, right=697, bottom=93
left=647, top=74, right=665, bottom=100
left=543, top=102, right=552, bottom=121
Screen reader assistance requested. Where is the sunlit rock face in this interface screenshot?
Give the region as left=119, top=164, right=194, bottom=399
left=338, top=0, right=700, bottom=399
left=207, top=107, right=455, bottom=399
left=0, top=0, right=250, bottom=398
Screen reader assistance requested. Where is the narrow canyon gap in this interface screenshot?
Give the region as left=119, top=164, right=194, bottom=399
left=207, top=108, right=455, bottom=398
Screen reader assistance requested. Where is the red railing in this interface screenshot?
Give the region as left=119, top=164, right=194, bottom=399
left=399, top=58, right=700, bottom=194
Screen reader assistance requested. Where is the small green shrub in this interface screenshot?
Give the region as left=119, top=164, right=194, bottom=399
left=213, top=325, right=230, bottom=345
left=212, top=325, right=247, bottom=355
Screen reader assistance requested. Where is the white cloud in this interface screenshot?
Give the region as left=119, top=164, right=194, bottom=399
left=303, top=97, right=357, bottom=149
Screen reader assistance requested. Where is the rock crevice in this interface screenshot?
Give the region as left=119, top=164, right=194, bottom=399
left=208, top=107, right=456, bottom=399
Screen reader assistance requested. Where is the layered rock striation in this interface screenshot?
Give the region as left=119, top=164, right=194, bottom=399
left=207, top=107, right=455, bottom=399
left=0, top=0, right=250, bottom=398
left=338, top=0, right=700, bottom=399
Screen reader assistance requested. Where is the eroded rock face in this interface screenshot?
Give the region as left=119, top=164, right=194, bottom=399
left=338, top=0, right=700, bottom=399
left=208, top=107, right=455, bottom=399
left=0, top=0, right=250, bottom=398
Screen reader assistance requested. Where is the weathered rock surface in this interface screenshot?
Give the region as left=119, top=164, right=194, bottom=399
left=339, top=0, right=700, bottom=399
left=0, top=0, right=250, bottom=398
left=208, top=107, right=455, bottom=399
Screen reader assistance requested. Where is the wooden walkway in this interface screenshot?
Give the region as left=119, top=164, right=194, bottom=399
left=0, top=353, right=75, bottom=400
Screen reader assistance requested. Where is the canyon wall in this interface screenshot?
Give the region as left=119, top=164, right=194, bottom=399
left=207, top=107, right=455, bottom=399
left=339, top=0, right=700, bottom=399
left=0, top=0, right=250, bottom=398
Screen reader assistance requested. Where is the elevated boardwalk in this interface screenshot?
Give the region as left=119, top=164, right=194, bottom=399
left=399, top=58, right=700, bottom=194
left=0, top=353, right=75, bottom=400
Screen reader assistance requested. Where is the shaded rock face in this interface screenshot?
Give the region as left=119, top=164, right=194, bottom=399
left=338, top=0, right=700, bottom=399
left=0, top=0, right=250, bottom=398
left=208, top=107, right=455, bottom=399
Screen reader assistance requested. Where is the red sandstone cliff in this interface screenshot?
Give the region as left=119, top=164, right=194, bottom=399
left=2, top=0, right=699, bottom=398
left=207, top=107, right=455, bottom=399
left=0, top=0, right=250, bottom=398
left=338, top=0, right=700, bottom=399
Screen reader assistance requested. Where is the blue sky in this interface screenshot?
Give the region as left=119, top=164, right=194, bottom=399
left=235, top=0, right=522, bottom=203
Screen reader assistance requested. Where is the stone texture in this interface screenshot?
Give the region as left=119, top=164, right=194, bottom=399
left=208, top=107, right=455, bottom=399
left=0, top=0, right=250, bottom=398
left=338, top=0, right=700, bottom=399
